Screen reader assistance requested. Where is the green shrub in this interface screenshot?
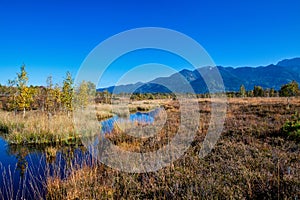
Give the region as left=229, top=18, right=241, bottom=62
left=282, top=112, right=300, bottom=141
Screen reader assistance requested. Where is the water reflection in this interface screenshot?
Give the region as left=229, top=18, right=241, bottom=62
left=0, top=140, right=91, bottom=199
left=101, top=108, right=161, bottom=134
left=0, top=108, right=162, bottom=199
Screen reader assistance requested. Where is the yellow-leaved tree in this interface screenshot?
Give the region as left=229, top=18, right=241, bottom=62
left=16, top=65, right=33, bottom=118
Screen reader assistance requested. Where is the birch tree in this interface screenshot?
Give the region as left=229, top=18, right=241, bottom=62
left=61, top=72, right=74, bottom=116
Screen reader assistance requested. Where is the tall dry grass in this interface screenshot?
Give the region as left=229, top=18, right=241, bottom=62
left=0, top=111, right=76, bottom=144
left=46, top=98, right=300, bottom=199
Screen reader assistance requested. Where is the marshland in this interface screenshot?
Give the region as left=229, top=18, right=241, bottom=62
left=2, top=1, right=300, bottom=199
left=0, top=67, right=300, bottom=199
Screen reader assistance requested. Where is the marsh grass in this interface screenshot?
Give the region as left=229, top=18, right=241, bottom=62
left=1, top=98, right=300, bottom=199
left=0, top=111, right=78, bottom=144
left=0, top=104, right=102, bottom=145
left=46, top=98, right=300, bottom=199
left=0, top=100, right=161, bottom=144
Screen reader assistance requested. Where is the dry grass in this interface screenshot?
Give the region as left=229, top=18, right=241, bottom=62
left=95, top=100, right=161, bottom=120
left=0, top=100, right=160, bottom=144
left=46, top=97, right=300, bottom=199
left=47, top=164, right=114, bottom=200
left=0, top=111, right=77, bottom=144
left=1, top=97, right=299, bottom=199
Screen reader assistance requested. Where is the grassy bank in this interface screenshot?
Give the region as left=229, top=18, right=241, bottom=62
left=0, top=100, right=161, bottom=144
left=0, top=111, right=78, bottom=144
left=46, top=98, right=300, bottom=199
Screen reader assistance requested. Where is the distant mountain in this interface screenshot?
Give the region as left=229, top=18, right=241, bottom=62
left=98, top=58, right=300, bottom=94
left=277, top=58, right=300, bottom=80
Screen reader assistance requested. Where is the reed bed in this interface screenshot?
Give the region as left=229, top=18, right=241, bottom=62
left=0, top=111, right=77, bottom=144
left=1, top=98, right=300, bottom=199
left=46, top=98, right=300, bottom=199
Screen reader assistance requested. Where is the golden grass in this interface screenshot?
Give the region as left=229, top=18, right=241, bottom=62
left=47, top=165, right=114, bottom=200
left=46, top=97, right=300, bottom=199
left=0, top=111, right=77, bottom=144
left=0, top=100, right=161, bottom=144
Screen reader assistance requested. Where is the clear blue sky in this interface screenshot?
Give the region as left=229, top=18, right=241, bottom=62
left=0, top=0, right=300, bottom=87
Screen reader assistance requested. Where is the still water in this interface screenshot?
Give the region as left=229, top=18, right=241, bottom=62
left=0, top=109, right=160, bottom=199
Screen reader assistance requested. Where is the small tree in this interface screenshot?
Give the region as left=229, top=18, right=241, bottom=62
left=239, top=84, right=246, bottom=97
left=53, top=84, right=62, bottom=112
left=87, top=81, right=96, bottom=96
left=7, top=79, right=17, bottom=113
left=279, top=80, right=299, bottom=97
left=45, top=76, right=56, bottom=114
left=253, top=86, right=264, bottom=97
left=75, top=81, right=89, bottom=110
left=16, top=65, right=32, bottom=117
left=270, top=88, right=275, bottom=97
left=61, top=72, right=74, bottom=116
left=103, top=90, right=110, bottom=104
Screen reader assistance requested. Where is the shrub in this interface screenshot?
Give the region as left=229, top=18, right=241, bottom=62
left=282, top=112, right=300, bottom=141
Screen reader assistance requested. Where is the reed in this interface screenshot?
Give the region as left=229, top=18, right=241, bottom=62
left=0, top=111, right=77, bottom=144
left=46, top=98, right=300, bottom=199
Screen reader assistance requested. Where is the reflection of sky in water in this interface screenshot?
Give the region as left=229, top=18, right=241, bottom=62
left=0, top=137, right=92, bottom=199
left=0, top=108, right=161, bottom=199
left=100, top=108, right=160, bottom=134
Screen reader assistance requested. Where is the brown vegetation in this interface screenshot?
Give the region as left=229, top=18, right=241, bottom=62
left=46, top=97, right=300, bottom=199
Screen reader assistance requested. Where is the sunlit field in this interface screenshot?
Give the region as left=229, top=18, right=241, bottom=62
left=45, top=97, right=300, bottom=199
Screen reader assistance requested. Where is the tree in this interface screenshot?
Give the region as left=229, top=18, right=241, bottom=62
left=28, top=85, right=37, bottom=110
left=7, top=79, right=18, bottom=112
left=87, top=81, right=96, bottom=96
left=253, top=86, right=264, bottom=97
left=270, top=88, right=275, bottom=97
left=239, top=84, right=246, bottom=97
left=53, top=84, right=62, bottom=112
left=75, top=81, right=89, bottom=110
left=246, top=90, right=253, bottom=97
left=16, top=65, right=32, bottom=117
left=45, top=76, right=56, bottom=114
left=279, top=80, right=299, bottom=97
left=61, top=72, right=74, bottom=116
left=103, top=90, right=110, bottom=104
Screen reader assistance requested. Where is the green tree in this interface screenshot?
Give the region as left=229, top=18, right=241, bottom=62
left=253, top=86, right=264, bottom=97
left=270, top=88, right=275, bottom=97
left=53, top=84, right=62, bottom=112
left=87, top=81, right=96, bottom=96
left=279, top=80, right=299, bottom=97
left=61, top=72, right=74, bottom=116
left=75, top=81, right=89, bottom=110
left=239, top=84, right=246, bottom=97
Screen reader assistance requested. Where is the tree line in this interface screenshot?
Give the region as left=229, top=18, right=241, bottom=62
left=1, top=65, right=299, bottom=117
left=234, top=81, right=299, bottom=98
left=0, top=65, right=95, bottom=117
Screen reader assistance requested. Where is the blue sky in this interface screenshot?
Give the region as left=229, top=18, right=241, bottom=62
left=0, top=0, right=300, bottom=87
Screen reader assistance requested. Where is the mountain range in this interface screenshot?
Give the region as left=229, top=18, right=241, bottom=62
left=98, top=58, right=300, bottom=94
